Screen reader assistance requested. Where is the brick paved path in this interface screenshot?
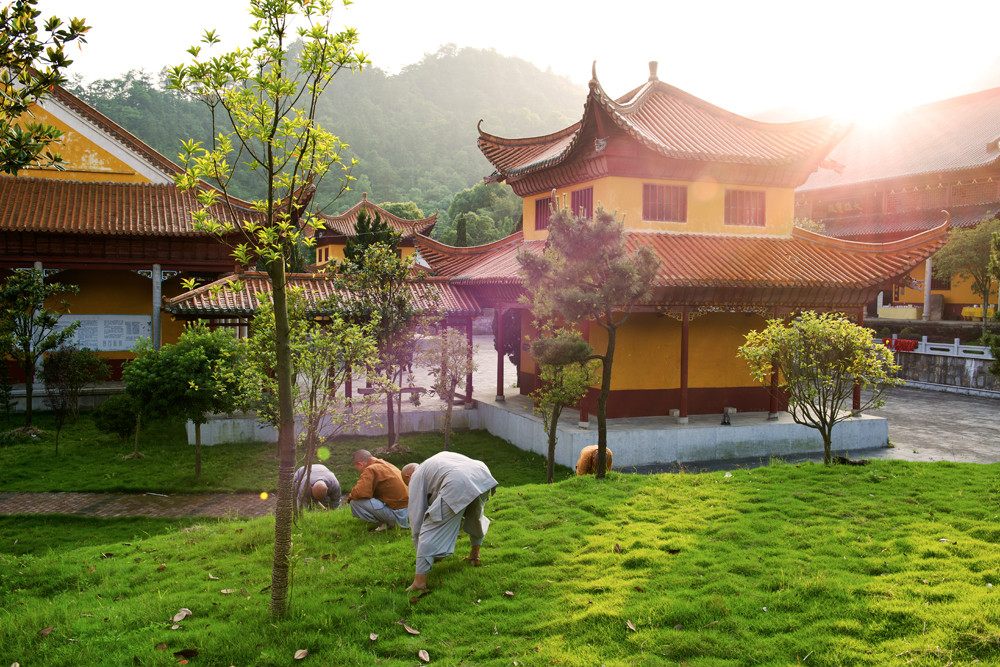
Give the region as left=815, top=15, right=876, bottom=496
left=0, top=491, right=274, bottom=518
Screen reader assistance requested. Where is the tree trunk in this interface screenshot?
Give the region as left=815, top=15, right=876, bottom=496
left=23, top=359, right=33, bottom=427
left=268, top=261, right=297, bottom=618
left=443, top=379, right=457, bottom=450
left=546, top=405, right=563, bottom=483
left=386, top=383, right=396, bottom=446
left=195, top=422, right=202, bottom=478
left=595, top=324, right=616, bottom=480
left=822, top=424, right=833, bottom=465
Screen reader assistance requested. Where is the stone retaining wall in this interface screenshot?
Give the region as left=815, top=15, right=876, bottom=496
left=896, top=352, right=999, bottom=394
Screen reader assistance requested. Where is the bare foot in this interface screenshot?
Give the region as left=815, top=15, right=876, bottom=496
left=462, top=557, right=481, bottom=567
left=405, top=583, right=428, bottom=593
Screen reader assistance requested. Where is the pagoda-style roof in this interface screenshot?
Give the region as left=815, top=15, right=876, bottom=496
left=316, top=193, right=436, bottom=240
left=478, top=62, right=848, bottom=190
left=414, top=224, right=949, bottom=307
left=801, top=87, right=1000, bottom=192
left=0, top=175, right=258, bottom=237
left=164, top=272, right=480, bottom=318
left=822, top=204, right=995, bottom=241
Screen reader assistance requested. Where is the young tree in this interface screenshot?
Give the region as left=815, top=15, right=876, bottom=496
left=124, top=324, right=241, bottom=477
left=0, top=0, right=89, bottom=174
left=168, top=0, right=367, bottom=617
left=934, top=217, right=1000, bottom=336
left=0, top=329, right=14, bottom=426
left=342, top=208, right=402, bottom=265
left=529, top=330, right=598, bottom=483
left=416, top=326, right=477, bottom=450
left=331, top=243, right=419, bottom=448
left=518, top=206, right=659, bottom=479
left=92, top=393, right=139, bottom=446
left=738, top=311, right=903, bottom=465
left=0, top=269, right=79, bottom=427
left=39, top=346, right=110, bottom=423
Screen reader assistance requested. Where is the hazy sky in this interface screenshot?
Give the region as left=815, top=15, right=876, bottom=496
left=36, top=0, right=1000, bottom=121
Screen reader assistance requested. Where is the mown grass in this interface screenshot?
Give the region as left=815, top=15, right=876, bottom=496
left=0, top=411, right=563, bottom=493
left=3, top=459, right=1000, bottom=666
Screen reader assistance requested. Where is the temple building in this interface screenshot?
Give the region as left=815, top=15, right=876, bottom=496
left=0, top=85, right=242, bottom=377
left=312, top=193, right=436, bottom=267
left=416, top=63, right=949, bottom=421
left=796, top=87, right=1000, bottom=320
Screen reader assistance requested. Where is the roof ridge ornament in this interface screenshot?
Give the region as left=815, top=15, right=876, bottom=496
left=590, top=60, right=598, bottom=87
left=648, top=61, right=658, bottom=82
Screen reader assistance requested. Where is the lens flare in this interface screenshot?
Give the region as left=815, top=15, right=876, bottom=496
left=317, top=446, right=330, bottom=460
left=260, top=492, right=268, bottom=500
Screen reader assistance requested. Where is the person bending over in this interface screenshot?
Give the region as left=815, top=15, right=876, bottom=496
left=576, top=445, right=613, bottom=476
left=293, top=464, right=342, bottom=511
left=347, top=449, right=409, bottom=530
left=405, top=451, right=498, bottom=592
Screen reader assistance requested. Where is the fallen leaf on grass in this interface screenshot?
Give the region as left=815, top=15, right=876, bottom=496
left=208, top=574, right=219, bottom=581
left=100, top=552, right=114, bottom=559
left=87, top=566, right=96, bottom=573
left=614, top=543, right=622, bottom=554
left=504, top=591, right=514, bottom=597
left=409, top=596, right=421, bottom=604
left=220, top=589, right=236, bottom=595
left=172, top=608, right=192, bottom=623
left=403, top=623, right=420, bottom=635
left=626, top=620, right=636, bottom=632
left=173, top=648, right=199, bottom=659
left=418, top=649, right=430, bottom=663
left=369, top=632, right=378, bottom=641
left=633, top=586, right=645, bottom=593
left=294, top=649, right=308, bottom=660
left=39, top=626, right=55, bottom=637
left=170, top=625, right=180, bottom=630
left=665, top=548, right=680, bottom=555
left=156, top=565, right=166, bottom=572
left=155, top=643, right=167, bottom=651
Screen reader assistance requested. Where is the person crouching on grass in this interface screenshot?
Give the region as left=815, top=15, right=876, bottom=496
left=405, top=451, right=498, bottom=592
left=347, top=449, right=410, bottom=531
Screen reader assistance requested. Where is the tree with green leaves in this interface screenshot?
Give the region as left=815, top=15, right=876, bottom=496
left=123, top=323, right=241, bottom=477
left=738, top=311, right=903, bottom=465
left=518, top=206, right=659, bottom=479
left=378, top=201, right=424, bottom=221
left=39, top=346, right=110, bottom=452
left=342, top=208, right=402, bottom=265
left=168, top=0, right=367, bottom=617
left=332, top=243, right=420, bottom=448
left=1, top=0, right=89, bottom=174
left=0, top=269, right=79, bottom=427
left=92, top=394, right=139, bottom=446
left=416, top=326, right=477, bottom=450
left=529, top=330, right=598, bottom=483
left=934, top=217, right=1000, bottom=335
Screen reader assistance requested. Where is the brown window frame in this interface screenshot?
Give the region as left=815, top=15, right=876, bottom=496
left=724, top=189, right=766, bottom=227
left=535, top=196, right=553, bottom=231
left=570, top=187, right=594, bottom=219
left=643, top=183, right=687, bottom=222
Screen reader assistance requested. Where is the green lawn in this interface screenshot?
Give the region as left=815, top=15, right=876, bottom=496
left=0, top=412, right=564, bottom=494
left=3, top=459, right=1000, bottom=666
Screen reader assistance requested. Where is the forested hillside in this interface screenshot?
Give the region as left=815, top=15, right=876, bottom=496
left=69, top=46, right=584, bottom=243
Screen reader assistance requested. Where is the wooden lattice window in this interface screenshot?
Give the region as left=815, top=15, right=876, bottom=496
left=535, top=196, right=553, bottom=231
left=570, top=187, right=593, bottom=219
left=643, top=184, right=687, bottom=222
left=886, top=189, right=922, bottom=213
left=951, top=181, right=998, bottom=206
left=931, top=275, right=951, bottom=291
left=724, top=190, right=766, bottom=226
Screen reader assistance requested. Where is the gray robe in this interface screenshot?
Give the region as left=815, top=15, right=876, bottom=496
left=293, top=464, right=342, bottom=510
left=407, top=451, right=498, bottom=573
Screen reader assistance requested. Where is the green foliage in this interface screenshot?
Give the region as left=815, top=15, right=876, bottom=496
left=518, top=206, right=660, bottom=478
left=0, top=269, right=80, bottom=427
left=92, top=394, right=139, bottom=444
left=39, top=346, right=111, bottom=422
left=739, top=311, right=903, bottom=464
left=378, top=201, right=424, bottom=220
left=0, top=0, right=89, bottom=174
left=935, top=217, right=1000, bottom=334
left=530, top=329, right=599, bottom=483
left=436, top=182, right=521, bottom=246
left=342, top=208, right=402, bottom=265
left=4, top=461, right=1000, bottom=666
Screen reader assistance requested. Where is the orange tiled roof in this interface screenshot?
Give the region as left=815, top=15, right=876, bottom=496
left=164, top=272, right=480, bottom=318
left=317, top=193, right=436, bottom=239
left=802, top=87, right=1000, bottom=192
left=0, top=175, right=258, bottom=236
left=822, top=205, right=992, bottom=241
left=416, top=225, right=948, bottom=296
left=479, top=63, right=848, bottom=179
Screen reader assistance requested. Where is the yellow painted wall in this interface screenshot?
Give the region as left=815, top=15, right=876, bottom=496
left=688, top=313, right=763, bottom=388
left=894, top=260, right=997, bottom=309
left=522, top=176, right=796, bottom=240
left=43, top=269, right=187, bottom=359
left=18, top=105, right=152, bottom=183
left=315, top=242, right=416, bottom=267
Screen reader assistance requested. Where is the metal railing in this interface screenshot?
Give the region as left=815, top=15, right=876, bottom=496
left=882, top=334, right=995, bottom=360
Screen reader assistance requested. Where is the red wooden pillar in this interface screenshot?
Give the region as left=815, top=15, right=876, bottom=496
left=679, top=307, right=689, bottom=421
left=465, top=316, right=473, bottom=404
left=578, top=320, right=590, bottom=427
left=495, top=307, right=505, bottom=401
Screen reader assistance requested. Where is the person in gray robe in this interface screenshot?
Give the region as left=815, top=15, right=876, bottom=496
left=405, top=451, right=498, bottom=592
left=293, top=464, right=342, bottom=511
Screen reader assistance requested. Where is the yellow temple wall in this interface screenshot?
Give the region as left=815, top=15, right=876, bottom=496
left=893, top=260, right=996, bottom=314
left=315, top=242, right=416, bottom=267
left=522, top=176, right=796, bottom=240
left=18, top=106, right=152, bottom=183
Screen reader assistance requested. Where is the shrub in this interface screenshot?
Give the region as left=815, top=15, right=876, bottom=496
left=92, top=394, right=139, bottom=444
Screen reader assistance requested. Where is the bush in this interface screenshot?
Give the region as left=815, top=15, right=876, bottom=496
left=93, top=394, right=139, bottom=443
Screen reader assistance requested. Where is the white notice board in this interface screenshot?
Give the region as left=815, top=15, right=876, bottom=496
left=56, top=315, right=152, bottom=352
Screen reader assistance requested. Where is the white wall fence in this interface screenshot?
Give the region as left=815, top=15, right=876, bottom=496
left=883, top=334, right=995, bottom=360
